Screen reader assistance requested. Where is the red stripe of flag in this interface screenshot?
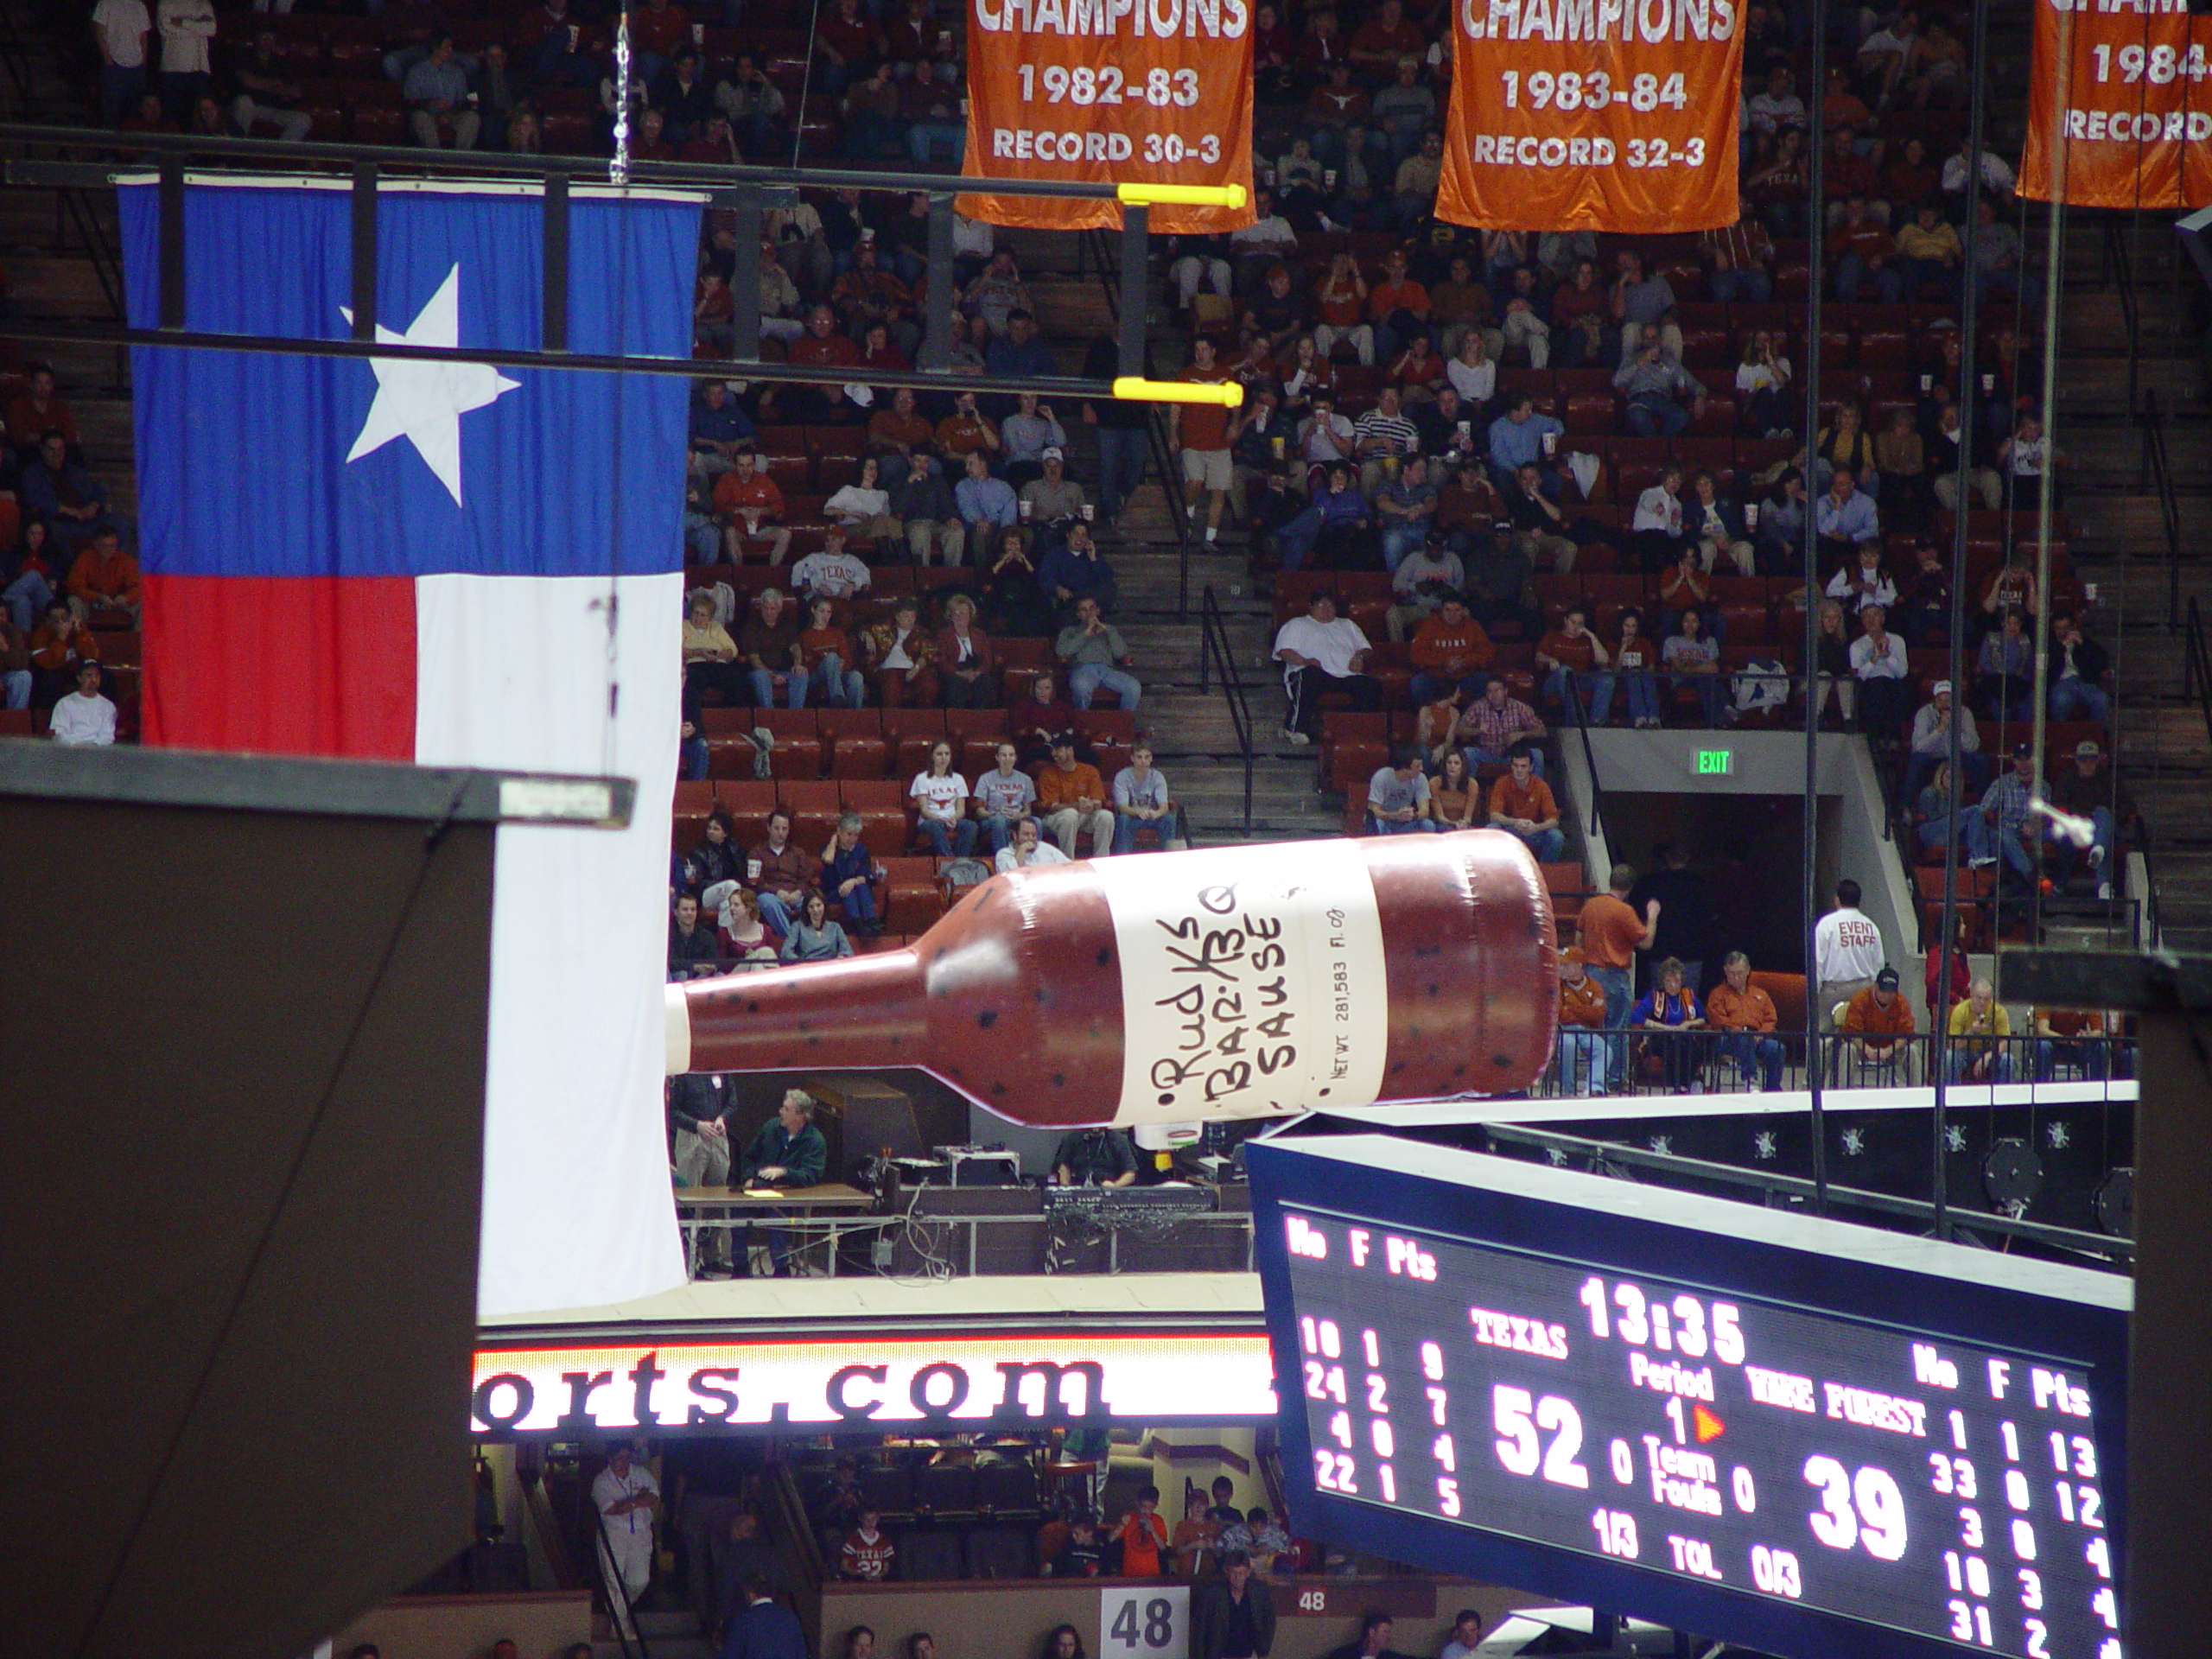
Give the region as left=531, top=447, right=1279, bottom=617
left=142, top=575, right=417, bottom=760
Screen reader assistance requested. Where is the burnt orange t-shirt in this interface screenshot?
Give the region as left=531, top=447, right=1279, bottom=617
left=1577, top=893, right=1643, bottom=969
left=1179, top=375, right=1233, bottom=450
left=1410, top=615, right=1493, bottom=672
left=714, top=471, right=785, bottom=516
left=1489, top=772, right=1558, bottom=826
left=1560, top=974, right=1606, bottom=1028
left=1537, top=629, right=1599, bottom=671
left=1843, top=988, right=1916, bottom=1035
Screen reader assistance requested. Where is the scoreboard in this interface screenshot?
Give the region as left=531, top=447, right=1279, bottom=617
left=1247, top=1131, right=2131, bottom=1659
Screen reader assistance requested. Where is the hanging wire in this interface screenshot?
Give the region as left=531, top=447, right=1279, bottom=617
left=1801, top=0, right=1829, bottom=1217
left=610, top=4, right=633, bottom=188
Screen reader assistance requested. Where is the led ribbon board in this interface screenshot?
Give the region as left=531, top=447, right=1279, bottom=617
left=1248, top=1132, right=2129, bottom=1659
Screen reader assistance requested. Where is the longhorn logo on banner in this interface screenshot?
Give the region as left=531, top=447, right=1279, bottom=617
left=1436, top=0, right=1745, bottom=232
left=959, top=0, right=1257, bottom=231
left=2019, top=0, right=2212, bottom=209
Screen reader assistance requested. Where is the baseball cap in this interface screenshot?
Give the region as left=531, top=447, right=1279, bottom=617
left=1875, top=967, right=1900, bottom=989
left=1560, top=945, right=1586, bottom=965
left=1042, top=445, right=1065, bottom=460
left=1931, top=679, right=1952, bottom=696
left=1051, top=730, right=1077, bottom=749
left=2012, top=741, right=2033, bottom=758
left=2075, top=738, right=2102, bottom=758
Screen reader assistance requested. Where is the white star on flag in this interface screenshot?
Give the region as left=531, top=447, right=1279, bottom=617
left=342, top=262, right=520, bottom=507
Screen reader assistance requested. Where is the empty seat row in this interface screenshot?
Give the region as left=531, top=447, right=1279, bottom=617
left=690, top=705, right=1139, bottom=782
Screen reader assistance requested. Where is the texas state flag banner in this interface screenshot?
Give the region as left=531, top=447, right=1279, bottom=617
left=118, top=175, right=702, bottom=1319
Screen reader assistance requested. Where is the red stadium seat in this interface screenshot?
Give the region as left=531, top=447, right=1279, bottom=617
left=816, top=709, right=882, bottom=776
left=756, top=709, right=823, bottom=778
left=779, top=779, right=843, bottom=847
left=841, top=778, right=910, bottom=849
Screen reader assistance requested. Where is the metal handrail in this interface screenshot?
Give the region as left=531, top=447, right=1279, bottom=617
left=2183, top=597, right=2212, bottom=753
left=1080, top=224, right=1194, bottom=620
left=1557, top=673, right=1609, bottom=842
left=2104, top=217, right=2141, bottom=415
left=594, top=1509, right=651, bottom=1659
left=1196, top=582, right=1257, bottom=836
left=1481, top=1119, right=2133, bottom=1263
left=2139, top=388, right=2184, bottom=629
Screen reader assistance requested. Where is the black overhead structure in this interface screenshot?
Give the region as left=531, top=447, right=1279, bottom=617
left=1998, top=947, right=2212, bottom=1659
left=0, top=123, right=1174, bottom=391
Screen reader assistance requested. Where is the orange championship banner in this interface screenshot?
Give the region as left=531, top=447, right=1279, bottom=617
left=958, top=0, right=1256, bottom=232
left=1435, top=0, right=1745, bottom=232
left=2020, top=0, right=2212, bottom=209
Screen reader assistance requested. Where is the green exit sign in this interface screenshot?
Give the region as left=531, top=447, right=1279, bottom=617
left=1695, top=749, right=1734, bottom=776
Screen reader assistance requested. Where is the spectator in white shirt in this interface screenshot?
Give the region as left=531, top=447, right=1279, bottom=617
left=92, top=0, right=152, bottom=124
left=971, top=741, right=1039, bottom=855
left=1848, top=603, right=1912, bottom=739
left=1825, top=542, right=1897, bottom=612
left=1745, top=64, right=1806, bottom=132
left=1273, top=589, right=1382, bottom=744
left=790, top=531, right=872, bottom=601
left=1230, top=188, right=1301, bottom=290
left=995, top=815, right=1071, bottom=872
left=1440, top=1610, right=1486, bottom=1659
left=49, top=660, right=118, bottom=746
left=1111, top=742, right=1184, bottom=854
left=155, top=0, right=215, bottom=111
left=1942, top=137, right=2016, bottom=198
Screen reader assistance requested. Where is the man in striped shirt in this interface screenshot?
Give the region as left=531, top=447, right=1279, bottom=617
left=1354, top=387, right=1421, bottom=498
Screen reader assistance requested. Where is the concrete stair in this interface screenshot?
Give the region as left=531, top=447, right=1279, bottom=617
left=590, top=1604, right=715, bottom=1659
left=2030, top=218, right=2212, bottom=947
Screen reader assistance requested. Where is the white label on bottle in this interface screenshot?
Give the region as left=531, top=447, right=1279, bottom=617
left=1089, top=841, right=1388, bottom=1127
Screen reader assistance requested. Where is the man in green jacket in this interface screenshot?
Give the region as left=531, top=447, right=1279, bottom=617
left=740, top=1090, right=827, bottom=1276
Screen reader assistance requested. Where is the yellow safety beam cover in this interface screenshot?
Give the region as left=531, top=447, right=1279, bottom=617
left=1113, top=182, right=1249, bottom=209
left=1112, top=377, right=1245, bottom=408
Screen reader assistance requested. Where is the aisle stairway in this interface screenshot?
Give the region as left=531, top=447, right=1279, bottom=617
left=2037, top=216, right=2212, bottom=947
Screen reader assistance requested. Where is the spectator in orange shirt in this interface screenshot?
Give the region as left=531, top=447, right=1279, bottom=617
left=1408, top=594, right=1492, bottom=705
left=1556, top=946, right=1608, bottom=1094
left=1706, top=951, right=1786, bottom=1090
left=798, top=594, right=865, bottom=709
left=1366, top=248, right=1430, bottom=364
left=1840, top=966, right=1917, bottom=1083
left=712, top=450, right=791, bottom=564
left=1347, top=0, right=1423, bottom=82
left=1037, top=732, right=1113, bottom=858
left=0, top=608, right=29, bottom=709
left=6, top=365, right=77, bottom=457
left=65, top=528, right=140, bottom=622
left=933, top=391, right=1001, bottom=463
left=1535, top=607, right=1614, bottom=727
left=1577, top=864, right=1657, bottom=1090
left=29, top=597, right=98, bottom=708
left=624, top=0, right=690, bottom=75
left=1111, top=1485, right=1170, bottom=1578
left=1487, top=751, right=1563, bottom=861
left=786, top=304, right=861, bottom=419
left=1174, top=337, right=1237, bottom=546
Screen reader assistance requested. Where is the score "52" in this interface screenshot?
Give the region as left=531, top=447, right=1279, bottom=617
left=1493, top=1386, right=1590, bottom=1488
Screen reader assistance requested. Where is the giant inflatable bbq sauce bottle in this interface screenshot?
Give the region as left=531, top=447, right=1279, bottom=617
left=668, top=830, right=1558, bottom=1128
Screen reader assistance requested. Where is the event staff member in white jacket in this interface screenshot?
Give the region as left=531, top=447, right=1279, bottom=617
left=592, top=1444, right=659, bottom=1640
